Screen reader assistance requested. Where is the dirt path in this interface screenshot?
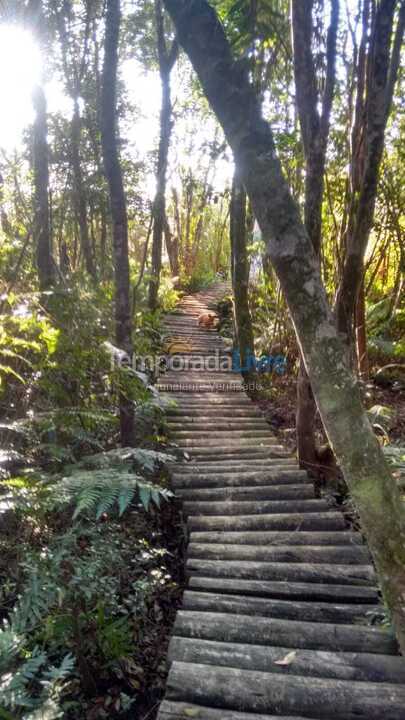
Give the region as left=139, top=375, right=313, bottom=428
left=156, top=283, right=405, bottom=720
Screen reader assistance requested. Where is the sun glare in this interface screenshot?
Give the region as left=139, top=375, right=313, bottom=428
left=0, top=24, right=42, bottom=150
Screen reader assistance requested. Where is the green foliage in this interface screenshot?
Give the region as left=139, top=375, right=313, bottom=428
left=55, top=467, right=173, bottom=519
left=0, top=639, right=74, bottom=719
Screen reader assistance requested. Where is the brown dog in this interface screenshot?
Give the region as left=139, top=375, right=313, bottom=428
left=198, top=312, right=219, bottom=329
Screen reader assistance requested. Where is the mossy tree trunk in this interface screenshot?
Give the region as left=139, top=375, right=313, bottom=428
left=163, top=0, right=405, bottom=650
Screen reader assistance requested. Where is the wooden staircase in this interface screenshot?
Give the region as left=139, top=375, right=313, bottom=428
left=156, top=283, right=405, bottom=720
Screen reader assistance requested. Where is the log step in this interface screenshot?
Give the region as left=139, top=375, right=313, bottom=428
left=189, top=530, right=362, bottom=545
left=187, top=511, right=346, bottom=532
left=188, top=576, right=380, bottom=602
left=186, top=559, right=376, bottom=585
left=169, top=637, right=405, bottom=683
left=165, top=662, right=405, bottom=719
left=181, top=591, right=379, bottom=624
left=183, top=498, right=330, bottom=516
left=187, top=543, right=370, bottom=564
left=172, top=472, right=309, bottom=489
left=176, top=484, right=315, bottom=501
left=173, top=610, right=396, bottom=654
left=159, top=701, right=313, bottom=720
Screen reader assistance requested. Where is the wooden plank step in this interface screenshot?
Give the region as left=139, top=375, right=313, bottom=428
left=169, top=637, right=405, bottom=683
left=159, top=701, right=311, bottom=720
left=171, top=430, right=274, bottom=439
left=184, top=449, right=291, bottom=459
left=168, top=415, right=268, bottom=422
left=176, top=484, right=315, bottom=501
left=188, top=576, right=379, bottom=603
left=168, top=422, right=271, bottom=431
left=175, top=438, right=282, bottom=448
left=181, top=591, right=379, bottom=624
left=183, top=498, right=330, bottom=516
left=169, top=461, right=299, bottom=474
left=186, top=559, right=376, bottom=586
left=189, top=530, right=362, bottom=545
left=187, top=543, right=370, bottom=564
left=187, top=511, right=346, bottom=532
left=167, top=409, right=262, bottom=417
left=172, top=472, right=308, bottom=489
left=165, top=662, right=405, bottom=719
left=173, top=611, right=396, bottom=654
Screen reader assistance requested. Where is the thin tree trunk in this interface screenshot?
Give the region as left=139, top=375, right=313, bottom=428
left=164, top=217, right=180, bottom=277
left=25, top=0, right=55, bottom=290
left=148, top=0, right=178, bottom=310
left=56, top=5, right=96, bottom=280
left=71, top=101, right=97, bottom=279
left=335, top=0, right=403, bottom=341
left=230, top=170, right=255, bottom=386
left=32, top=84, right=55, bottom=290
left=163, top=0, right=405, bottom=651
left=101, top=0, right=134, bottom=446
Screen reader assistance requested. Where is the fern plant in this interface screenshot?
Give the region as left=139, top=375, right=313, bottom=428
left=0, top=643, right=74, bottom=719
left=54, top=468, right=173, bottom=519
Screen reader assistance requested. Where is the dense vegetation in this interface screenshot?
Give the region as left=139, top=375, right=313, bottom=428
left=0, top=0, right=404, bottom=717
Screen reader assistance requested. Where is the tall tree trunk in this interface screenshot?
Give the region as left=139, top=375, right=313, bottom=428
left=32, top=83, right=55, bottom=290
left=56, top=4, right=96, bottom=280
left=148, top=0, right=178, bottom=310
left=335, top=0, right=404, bottom=342
left=291, top=0, right=339, bottom=473
left=230, top=170, right=255, bottom=385
left=101, top=0, right=134, bottom=446
left=28, top=0, right=55, bottom=291
left=163, top=0, right=405, bottom=651
left=71, top=101, right=97, bottom=279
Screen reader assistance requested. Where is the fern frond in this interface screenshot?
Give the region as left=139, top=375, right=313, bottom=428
left=54, top=468, right=172, bottom=519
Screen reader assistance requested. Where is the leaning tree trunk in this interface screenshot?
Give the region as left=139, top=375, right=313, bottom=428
left=148, top=0, right=178, bottom=310
left=101, top=0, right=134, bottom=446
left=163, top=0, right=405, bottom=650
left=230, top=170, right=255, bottom=386
left=32, top=84, right=55, bottom=291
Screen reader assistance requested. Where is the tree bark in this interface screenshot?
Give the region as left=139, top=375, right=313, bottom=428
left=28, top=0, right=55, bottom=291
left=56, top=4, right=96, bottom=280
left=71, top=100, right=97, bottom=279
left=32, top=83, right=55, bottom=291
left=101, top=0, right=134, bottom=446
left=148, top=0, right=178, bottom=310
left=335, top=0, right=403, bottom=341
left=355, top=279, right=369, bottom=379
left=292, top=0, right=339, bottom=473
left=230, top=170, right=255, bottom=386
left=163, top=0, right=405, bottom=651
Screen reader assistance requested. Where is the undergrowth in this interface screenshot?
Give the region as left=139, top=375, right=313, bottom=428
left=0, top=284, right=185, bottom=720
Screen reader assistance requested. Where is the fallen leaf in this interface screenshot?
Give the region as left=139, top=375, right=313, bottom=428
left=274, top=650, right=297, bottom=666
